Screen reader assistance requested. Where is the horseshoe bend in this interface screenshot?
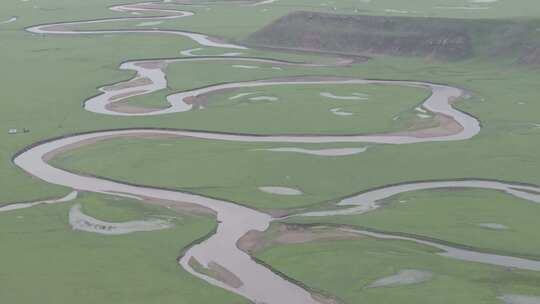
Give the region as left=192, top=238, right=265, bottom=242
left=2, top=1, right=540, bottom=303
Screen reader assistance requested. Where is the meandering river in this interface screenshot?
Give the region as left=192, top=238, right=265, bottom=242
left=13, top=2, right=540, bottom=303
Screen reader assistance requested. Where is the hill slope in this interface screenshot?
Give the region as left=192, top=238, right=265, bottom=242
left=245, top=11, right=540, bottom=62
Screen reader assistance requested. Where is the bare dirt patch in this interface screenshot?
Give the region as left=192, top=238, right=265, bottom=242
left=105, top=101, right=168, bottom=114
left=368, top=269, right=433, bottom=288
left=311, top=293, right=340, bottom=304
left=188, top=257, right=244, bottom=288
left=238, top=224, right=361, bottom=254
left=109, top=89, right=148, bottom=101
left=142, top=197, right=216, bottom=218
left=262, top=207, right=306, bottom=218
left=104, top=77, right=152, bottom=91
left=135, top=60, right=169, bottom=69
left=208, top=262, right=244, bottom=288
left=389, top=113, right=463, bottom=138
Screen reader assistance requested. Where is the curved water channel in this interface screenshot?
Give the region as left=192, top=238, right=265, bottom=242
left=86, top=57, right=353, bottom=116
left=13, top=2, right=540, bottom=303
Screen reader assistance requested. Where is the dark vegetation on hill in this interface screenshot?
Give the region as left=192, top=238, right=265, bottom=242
left=245, top=11, right=540, bottom=63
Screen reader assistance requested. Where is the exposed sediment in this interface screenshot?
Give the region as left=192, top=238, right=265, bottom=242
left=367, top=269, right=433, bottom=288
left=69, top=204, right=173, bottom=235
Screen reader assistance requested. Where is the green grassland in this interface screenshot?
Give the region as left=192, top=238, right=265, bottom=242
left=5, top=54, right=540, bottom=205
left=286, top=188, right=540, bottom=259
left=128, top=81, right=431, bottom=134
left=2, top=0, right=540, bottom=205
left=2, top=0, right=540, bottom=302
left=255, top=236, right=540, bottom=304
left=0, top=193, right=248, bottom=304
left=78, top=193, right=174, bottom=222
left=48, top=73, right=540, bottom=211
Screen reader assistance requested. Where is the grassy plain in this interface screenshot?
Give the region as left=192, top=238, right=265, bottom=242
left=255, top=236, right=540, bottom=304
left=0, top=193, right=248, bottom=304
left=49, top=103, right=540, bottom=211
left=287, top=188, right=540, bottom=259
left=2, top=0, right=540, bottom=204
left=129, top=81, right=430, bottom=134
left=2, top=0, right=540, bottom=303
